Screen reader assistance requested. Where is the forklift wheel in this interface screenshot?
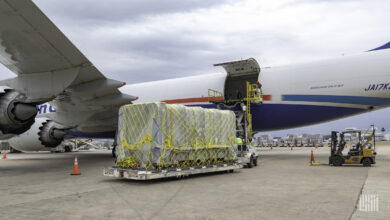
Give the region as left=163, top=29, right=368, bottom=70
left=362, top=158, right=371, bottom=167
left=247, top=157, right=254, bottom=168
left=333, top=156, right=343, bottom=166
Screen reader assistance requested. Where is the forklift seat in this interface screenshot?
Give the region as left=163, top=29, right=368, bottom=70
left=348, top=149, right=360, bottom=156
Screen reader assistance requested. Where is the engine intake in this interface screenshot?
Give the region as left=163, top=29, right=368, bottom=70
left=0, top=90, right=37, bottom=135
left=39, top=120, right=67, bottom=147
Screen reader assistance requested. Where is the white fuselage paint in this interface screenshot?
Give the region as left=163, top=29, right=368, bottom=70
left=121, top=49, right=390, bottom=109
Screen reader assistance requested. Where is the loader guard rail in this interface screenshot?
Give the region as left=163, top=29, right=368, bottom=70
left=244, top=81, right=262, bottom=141
left=208, top=89, right=224, bottom=103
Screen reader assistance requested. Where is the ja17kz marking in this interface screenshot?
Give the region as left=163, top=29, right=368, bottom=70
left=364, top=83, right=390, bottom=91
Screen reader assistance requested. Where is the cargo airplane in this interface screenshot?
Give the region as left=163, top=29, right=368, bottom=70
left=1, top=1, right=390, bottom=152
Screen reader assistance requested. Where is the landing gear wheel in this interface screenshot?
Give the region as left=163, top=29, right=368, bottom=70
left=332, top=156, right=343, bottom=166
left=362, top=158, right=371, bottom=167
left=64, top=146, right=71, bottom=152
left=248, top=157, right=254, bottom=168
left=253, top=157, right=258, bottom=166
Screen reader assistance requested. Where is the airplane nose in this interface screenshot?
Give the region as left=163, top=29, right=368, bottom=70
left=12, top=103, right=37, bottom=121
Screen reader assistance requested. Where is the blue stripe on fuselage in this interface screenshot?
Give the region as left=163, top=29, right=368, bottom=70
left=64, top=102, right=369, bottom=138
left=282, top=94, right=390, bottom=107
left=171, top=102, right=368, bottom=132
left=65, top=130, right=116, bottom=139
left=250, top=103, right=366, bottom=131
left=191, top=103, right=367, bottom=131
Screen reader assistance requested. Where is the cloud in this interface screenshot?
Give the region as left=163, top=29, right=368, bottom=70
left=1, top=0, right=390, bottom=134
left=1, top=0, right=388, bottom=83
left=34, top=0, right=230, bottom=23
left=25, top=0, right=388, bottom=84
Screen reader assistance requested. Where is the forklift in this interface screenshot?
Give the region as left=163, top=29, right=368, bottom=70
left=329, top=125, right=376, bottom=167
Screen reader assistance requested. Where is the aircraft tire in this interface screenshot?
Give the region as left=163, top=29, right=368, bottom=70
left=64, top=146, right=71, bottom=152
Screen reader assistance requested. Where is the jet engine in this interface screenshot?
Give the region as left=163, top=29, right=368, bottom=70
left=0, top=90, right=37, bottom=139
left=8, top=118, right=67, bottom=152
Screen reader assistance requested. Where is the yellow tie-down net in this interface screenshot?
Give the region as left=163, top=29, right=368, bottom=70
left=115, top=102, right=237, bottom=169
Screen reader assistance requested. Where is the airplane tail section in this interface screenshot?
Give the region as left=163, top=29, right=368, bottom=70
left=368, top=41, right=390, bottom=52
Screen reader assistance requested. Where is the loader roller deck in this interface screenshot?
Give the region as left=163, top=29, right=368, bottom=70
left=103, top=162, right=242, bottom=180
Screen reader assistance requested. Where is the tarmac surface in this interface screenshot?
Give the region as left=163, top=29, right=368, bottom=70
left=0, top=146, right=389, bottom=220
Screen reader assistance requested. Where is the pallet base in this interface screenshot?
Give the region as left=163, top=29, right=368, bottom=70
left=103, top=163, right=242, bottom=180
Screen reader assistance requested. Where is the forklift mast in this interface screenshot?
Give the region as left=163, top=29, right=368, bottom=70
left=330, top=131, right=338, bottom=155
left=330, top=131, right=346, bottom=155
left=355, top=131, right=362, bottom=151
left=339, top=133, right=346, bottom=153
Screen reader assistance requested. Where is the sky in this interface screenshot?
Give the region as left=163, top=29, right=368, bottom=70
left=1, top=0, right=389, bottom=137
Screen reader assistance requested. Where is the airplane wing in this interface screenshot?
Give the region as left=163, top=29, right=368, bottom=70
left=0, top=0, right=136, bottom=103
left=0, top=0, right=137, bottom=132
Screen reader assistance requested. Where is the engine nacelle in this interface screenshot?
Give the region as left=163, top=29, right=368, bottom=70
left=8, top=118, right=67, bottom=152
left=0, top=90, right=37, bottom=139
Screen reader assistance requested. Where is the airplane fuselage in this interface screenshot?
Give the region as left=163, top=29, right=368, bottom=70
left=34, top=49, right=390, bottom=139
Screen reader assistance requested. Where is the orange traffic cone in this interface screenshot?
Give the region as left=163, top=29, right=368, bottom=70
left=2, top=152, right=6, bottom=159
left=291, top=146, right=293, bottom=151
left=310, top=150, right=315, bottom=164
left=71, top=156, right=81, bottom=175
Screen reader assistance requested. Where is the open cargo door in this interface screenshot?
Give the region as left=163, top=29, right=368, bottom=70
left=214, top=58, right=260, bottom=102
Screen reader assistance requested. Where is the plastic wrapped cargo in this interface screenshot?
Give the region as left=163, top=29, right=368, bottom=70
left=116, top=102, right=237, bottom=169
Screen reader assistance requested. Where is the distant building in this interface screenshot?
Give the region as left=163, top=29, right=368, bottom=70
left=286, top=134, right=298, bottom=146
left=384, top=133, right=390, bottom=141
left=259, top=134, right=273, bottom=147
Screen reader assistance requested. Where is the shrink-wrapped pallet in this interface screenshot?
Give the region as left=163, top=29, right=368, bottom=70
left=116, top=102, right=236, bottom=169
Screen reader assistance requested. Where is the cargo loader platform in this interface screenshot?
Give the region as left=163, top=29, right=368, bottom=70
left=103, top=162, right=242, bottom=180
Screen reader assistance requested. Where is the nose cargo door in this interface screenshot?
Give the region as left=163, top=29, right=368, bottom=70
left=214, top=58, right=260, bottom=103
